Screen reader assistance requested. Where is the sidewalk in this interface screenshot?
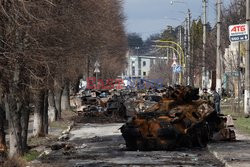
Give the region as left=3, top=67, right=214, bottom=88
left=208, top=131, right=250, bottom=167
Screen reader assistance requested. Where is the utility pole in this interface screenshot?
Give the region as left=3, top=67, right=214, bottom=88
left=245, top=0, right=250, bottom=117
left=216, top=0, right=222, bottom=94
left=179, top=26, right=182, bottom=85
left=238, top=42, right=241, bottom=112
left=179, top=26, right=182, bottom=48
left=191, top=21, right=195, bottom=87
left=202, top=0, right=207, bottom=89
left=184, top=18, right=188, bottom=85
left=187, top=9, right=191, bottom=86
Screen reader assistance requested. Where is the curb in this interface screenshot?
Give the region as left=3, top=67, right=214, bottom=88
left=207, top=145, right=232, bottom=167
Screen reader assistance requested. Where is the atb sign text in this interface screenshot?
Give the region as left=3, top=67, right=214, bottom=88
left=229, top=24, right=249, bottom=42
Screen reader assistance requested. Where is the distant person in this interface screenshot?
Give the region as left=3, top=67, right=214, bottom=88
left=201, top=88, right=211, bottom=101
left=212, top=89, right=221, bottom=114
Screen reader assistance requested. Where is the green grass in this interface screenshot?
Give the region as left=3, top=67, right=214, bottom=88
left=49, top=120, right=68, bottom=130
left=49, top=110, right=76, bottom=130
left=222, top=106, right=250, bottom=134
left=22, top=150, right=40, bottom=162
left=234, top=117, right=250, bottom=134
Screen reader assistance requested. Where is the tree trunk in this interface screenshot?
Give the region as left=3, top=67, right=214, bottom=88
left=0, top=107, right=6, bottom=154
left=20, top=104, right=30, bottom=151
left=54, top=87, right=63, bottom=120
left=5, top=64, right=23, bottom=157
left=74, top=75, right=82, bottom=94
left=61, top=80, right=71, bottom=111
left=42, top=90, right=48, bottom=134
left=5, top=94, right=23, bottom=157
left=33, top=89, right=47, bottom=137
left=48, top=90, right=57, bottom=122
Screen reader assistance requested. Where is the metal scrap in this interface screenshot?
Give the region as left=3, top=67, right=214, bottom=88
left=120, top=86, right=236, bottom=151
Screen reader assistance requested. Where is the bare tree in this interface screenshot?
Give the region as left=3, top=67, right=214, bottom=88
left=0, top=0, right=127, bottom=157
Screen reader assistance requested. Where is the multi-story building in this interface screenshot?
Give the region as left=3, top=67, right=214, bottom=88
left=122, top=51, right=168, bottom=79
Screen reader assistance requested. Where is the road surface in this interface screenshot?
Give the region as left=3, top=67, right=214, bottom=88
left=33, top=123, right=224, bottom=167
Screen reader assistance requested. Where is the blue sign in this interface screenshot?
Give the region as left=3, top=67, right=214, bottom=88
left=173, top=65, right=182, bottom=73
left=230, top=35, right=249, bottom=42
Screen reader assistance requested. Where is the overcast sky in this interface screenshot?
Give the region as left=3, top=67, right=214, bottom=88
left=123, top=0, right=231, bottom=40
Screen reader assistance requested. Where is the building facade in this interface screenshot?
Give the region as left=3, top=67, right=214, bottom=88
left=123, top=52, right=168, bottom=79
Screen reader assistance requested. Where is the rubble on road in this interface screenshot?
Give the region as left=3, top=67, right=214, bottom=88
left=58, top=134, right=70, bottom=141
left=38, top=149, right=52, bottom=158
left=73, top=89, right=140, bottom=123
left=51, top=142, right=67, bottom=150
left=120, top=86, right=236, bottom=151
left=51, top=142, right=75, bottom=151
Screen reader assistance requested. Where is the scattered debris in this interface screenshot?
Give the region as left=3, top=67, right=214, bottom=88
left=74, top=89, right=169, bottom=124
left=212, top=128, right=236, bottom=141
left=225, top=115, right=234, bottom=127
left=38, top=149, right=52, bottom=158
left=51, top=142, right=67, bottom=150
left=51, top=142, right=75, bottom=151
left=76, top=144, right=87, bottom=149
left=58, top=134, right=70, bottom=141
left=62, top=124, right=74, bottom=135
left=119, top=144, right=126, bottom=149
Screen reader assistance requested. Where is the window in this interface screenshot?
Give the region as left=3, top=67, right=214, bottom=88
left=143, top=72, right=146, bottom=76
left=138, top=70, right=141, bottom=76
left=138, top=57, right=141, bottom=68
left=143, top=61, right=146, bottom=66
left=132, top=61, right=135, bottom=66
left=132, top=67, right=135, bottom=75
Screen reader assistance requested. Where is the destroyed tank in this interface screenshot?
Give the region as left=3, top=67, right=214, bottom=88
left=120, top=86, right=235, bottom=151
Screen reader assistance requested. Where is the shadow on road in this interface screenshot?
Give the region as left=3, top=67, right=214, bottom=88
left=30, top=123, right=224, bottom=167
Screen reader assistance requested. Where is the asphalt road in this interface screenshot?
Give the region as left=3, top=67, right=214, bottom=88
left=33, top=123, right=224, bottom=167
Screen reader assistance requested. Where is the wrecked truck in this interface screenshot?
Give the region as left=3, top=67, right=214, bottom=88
left=120, top=86, right=235, bottom=151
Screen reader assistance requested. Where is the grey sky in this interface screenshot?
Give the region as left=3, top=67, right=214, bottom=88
left=123, top=0, right=230, bottom=40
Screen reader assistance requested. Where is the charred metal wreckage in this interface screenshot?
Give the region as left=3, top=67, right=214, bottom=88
left=74, top=85, right=235, bottom=151
left=120, top=86, right=236, bottom=151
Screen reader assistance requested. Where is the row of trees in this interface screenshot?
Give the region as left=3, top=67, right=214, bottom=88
left=0, top=0, right=127, bottom=157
